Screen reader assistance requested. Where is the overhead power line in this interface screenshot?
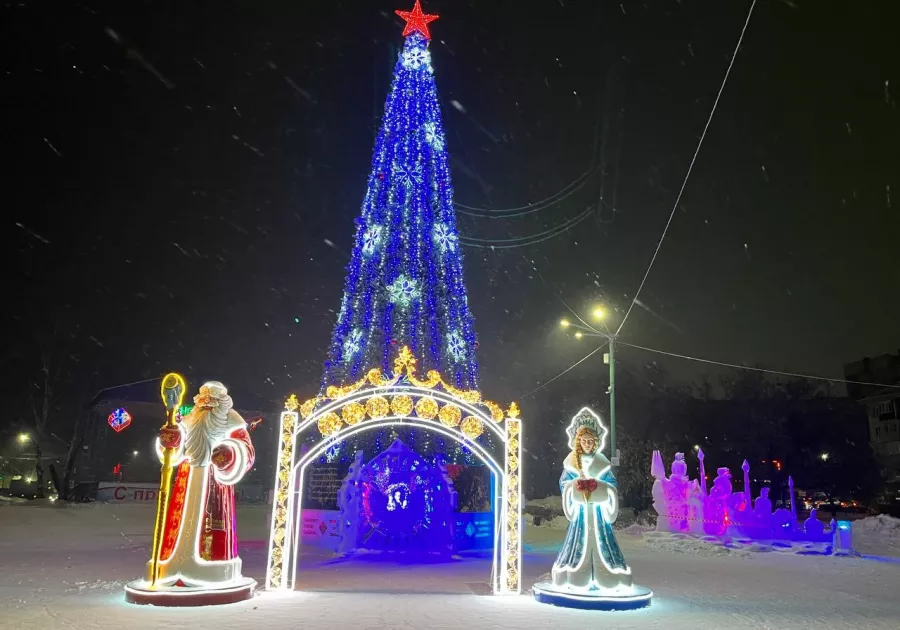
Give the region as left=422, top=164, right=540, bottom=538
left=618, top=341, right=900, bottom=390
left=460, top=209, right=593, bottom=249
left=616, top=0, right=759, bottom=337
left=520, top=341, right=609, bottom=399
left=455, top=167, right=599, bottom=218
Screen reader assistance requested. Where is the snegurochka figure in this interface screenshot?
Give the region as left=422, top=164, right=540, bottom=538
left=551, top=408, right=633, bottom=591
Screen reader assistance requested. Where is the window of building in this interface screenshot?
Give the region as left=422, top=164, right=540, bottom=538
left=876, top=400, right=896, bottom=417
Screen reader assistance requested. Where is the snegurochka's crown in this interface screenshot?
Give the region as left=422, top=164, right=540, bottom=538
left=565, top=407, right=609, bottom=452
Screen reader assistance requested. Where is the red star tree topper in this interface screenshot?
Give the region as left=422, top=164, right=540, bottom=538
left=395, top=0, right=439, bottom=40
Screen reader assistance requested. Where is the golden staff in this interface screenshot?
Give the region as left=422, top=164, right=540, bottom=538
left=149, top=372, right=187, bottom=587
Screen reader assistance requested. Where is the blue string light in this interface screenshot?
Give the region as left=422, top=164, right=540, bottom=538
left=321, top=32, right=479, bottom=391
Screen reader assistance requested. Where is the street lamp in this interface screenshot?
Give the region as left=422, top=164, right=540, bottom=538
left=18, top=433, right=30, bottom=444
left=820, top=452, right=829, bottom=462
left=132, top=450, right=139, bottom=457
left=558, top=305, right=619, bottom=463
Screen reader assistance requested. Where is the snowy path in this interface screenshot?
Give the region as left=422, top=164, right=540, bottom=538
left=2, top=503, right=899, bottom=629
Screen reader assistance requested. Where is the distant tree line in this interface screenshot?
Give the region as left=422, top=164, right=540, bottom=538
left=524, top=360, right=882, bottom=509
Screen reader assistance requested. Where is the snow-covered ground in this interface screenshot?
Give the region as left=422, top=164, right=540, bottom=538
left=2, top=502, right=900, bottom=629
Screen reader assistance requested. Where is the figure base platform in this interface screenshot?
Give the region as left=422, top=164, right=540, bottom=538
left=124, top=577, right=256, bottom=607
left=532, top=581, right=652, bottom=611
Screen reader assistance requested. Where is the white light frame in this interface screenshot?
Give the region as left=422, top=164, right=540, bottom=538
left=265, top=384, right=522, bottom=596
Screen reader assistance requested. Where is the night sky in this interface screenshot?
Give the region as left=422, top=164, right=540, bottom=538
left=3, top=0, right=899, bottom=423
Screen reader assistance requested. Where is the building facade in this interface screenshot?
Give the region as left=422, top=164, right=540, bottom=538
left=844, top=352, right=900, bottom=482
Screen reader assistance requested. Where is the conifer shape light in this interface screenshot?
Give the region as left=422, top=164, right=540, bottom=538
left=321, top=12, right=479, bottom=390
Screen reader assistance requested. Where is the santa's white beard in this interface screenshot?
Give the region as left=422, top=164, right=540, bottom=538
left=183, top=407, right=231, bottom=467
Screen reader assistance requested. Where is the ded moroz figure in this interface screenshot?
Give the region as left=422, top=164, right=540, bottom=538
left=150, top=381, right=255, bottom=586
left=125, top=380, right=257, bottom=606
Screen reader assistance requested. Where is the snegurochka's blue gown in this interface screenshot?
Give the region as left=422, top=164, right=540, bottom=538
left=551, top=451, right=633, bottom=591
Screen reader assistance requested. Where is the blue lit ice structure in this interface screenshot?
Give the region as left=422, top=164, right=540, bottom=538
left=532, top=582, right=653, bottom=611
left=357, top=439, right=455, bottom=553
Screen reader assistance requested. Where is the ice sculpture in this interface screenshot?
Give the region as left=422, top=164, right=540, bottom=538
left=335, top=451, right=365, bottom=555
left=650, top=450, right=852, bottom=551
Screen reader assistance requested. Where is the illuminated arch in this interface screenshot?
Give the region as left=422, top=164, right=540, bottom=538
left=265, top=347, right=523, bottom=595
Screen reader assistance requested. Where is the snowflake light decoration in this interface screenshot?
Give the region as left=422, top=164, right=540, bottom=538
left=393, top=162, right=422, bottom=188
left=362, top=225, right=382, bottom=255
left=402, top=46, right=432, bottom=72
left=108, top=407, right=132, bottom=433
left=342, top=328, right=364, bottom=362
left=422, top=122, right=444, bottom=150
left=433, top=222, right=457, bottom=253
left=387, top=274, right=421, bottom=308
left=446, top=330, right=466, bottom=362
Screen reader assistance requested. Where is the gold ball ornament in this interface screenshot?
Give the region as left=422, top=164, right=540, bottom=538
left=438, top=403, right=462, bottom=427
left=460, top=415, right=484, bottom=439
left=366, top=396, right=390, bottom=419
left=391, top=394, right=414, bottom=417
left=342, top=401, right=366, bottom=426
left=414, top=396, right=439, bottom=420
left=317, top=412, right=342, bottom=437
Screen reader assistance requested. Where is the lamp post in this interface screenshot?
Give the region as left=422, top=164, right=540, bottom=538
left=560, top=307, right=618, bottom=463
left=17, top=433, right=45, bottom=499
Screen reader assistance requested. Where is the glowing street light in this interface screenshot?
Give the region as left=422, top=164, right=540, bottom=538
left=18, top=433, right=30, bottom=444
left=132, top=450, right=139, bottom=457
left=555, top=303, right=619, bottom=462
left=820, top=452, right=830, bottom=462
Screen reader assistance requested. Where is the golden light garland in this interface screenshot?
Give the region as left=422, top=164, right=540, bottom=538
left=438, top=403, right=462, bottom=427
left=298, top=347, right=508, bottom=433
left=367, top=367, right=399, bottom=387
left=409, top=369, right=441, bottom=389
left=460, top=415, right=484, bottom=439
left=325, top=374, right=368, bottom=400
left=505, top=416, right=522, bottom=594
left=485, top=401, right=504, bottom=422
left=266, top=410, right=297, bottom=589
left=299, top=398, right=318, bottom=419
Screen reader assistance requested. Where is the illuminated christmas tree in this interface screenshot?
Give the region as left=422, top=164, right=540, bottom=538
left=321, top=2, right=479, bottom=392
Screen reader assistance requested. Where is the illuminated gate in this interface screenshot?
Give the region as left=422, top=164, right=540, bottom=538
left=265, top=347, right=523, bottom=595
